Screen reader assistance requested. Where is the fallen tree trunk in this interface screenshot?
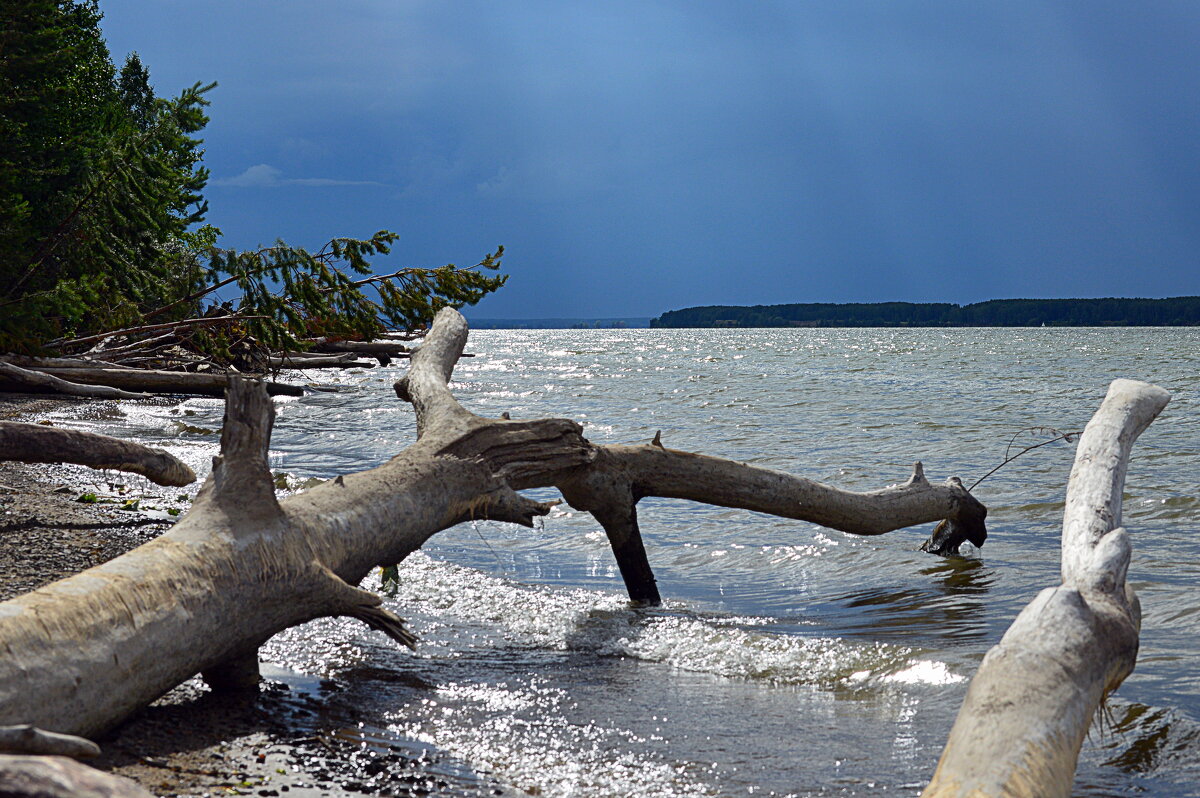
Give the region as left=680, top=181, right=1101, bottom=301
left=0, top=361, right=148, bottom=400
left=0, top=355, right=138, bottom=370
left=267, top=352, right=376, bottom=369
left=307, top=339, right=411, bottom=357
left=0, top=366, right=303, bottom=398
left=922, top=379, right=1170, bottom=798
left=0, top=422, right=196, bottom=486
left=0, top=308, right=985, bottom=741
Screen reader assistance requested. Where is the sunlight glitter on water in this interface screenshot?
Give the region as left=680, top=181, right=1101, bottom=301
left=49, top=326, right=1200, bottom=797
left=387, top=553, right=960, bottom=690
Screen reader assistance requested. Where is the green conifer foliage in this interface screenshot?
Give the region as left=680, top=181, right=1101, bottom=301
left=0, top=1, right=507, bottom=358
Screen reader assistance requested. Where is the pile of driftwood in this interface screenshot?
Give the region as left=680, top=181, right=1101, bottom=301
left=0, top=314, right=417, bottom=400
left=0, top=308, right=1171, bottom=798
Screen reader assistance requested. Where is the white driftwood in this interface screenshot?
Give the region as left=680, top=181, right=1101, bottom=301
left=0, top=355, right=138, bottom=370
left=922, top=379, right=1170, bottom=798
left=0, top=361, right=148, bottom=400
left=0, top=308, right=985, bottom=741
left=0, top=365, right=303, bottom=397
left=0, top=422, right=196, bottom=486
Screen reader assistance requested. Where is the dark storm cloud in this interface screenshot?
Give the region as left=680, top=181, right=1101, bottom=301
left=100, top=1, right=1200, bottom=316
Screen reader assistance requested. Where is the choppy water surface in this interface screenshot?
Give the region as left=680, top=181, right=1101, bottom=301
left=58, top=328, right=1200, bottom=796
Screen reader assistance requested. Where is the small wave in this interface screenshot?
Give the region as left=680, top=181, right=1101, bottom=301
left=390, top=554, right=961, bottom=688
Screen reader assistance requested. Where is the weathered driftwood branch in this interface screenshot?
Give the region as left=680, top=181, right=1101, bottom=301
left=923, top=379, right=1170, bottom=798
left=0, top=422, right=196, bottom=486
left=0, top=308, right=984, bottom=743
left=557, top=449, right=985, bottom=602
left=0, top=361, right=148, bottom=400
left=0, top=365, right=303, bottom=398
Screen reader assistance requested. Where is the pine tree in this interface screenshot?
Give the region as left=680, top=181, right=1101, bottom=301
left=0, top=1, right=506, bottom=358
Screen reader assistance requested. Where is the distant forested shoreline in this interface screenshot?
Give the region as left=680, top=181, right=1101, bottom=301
left=650, top=297, right=1200, bottom=328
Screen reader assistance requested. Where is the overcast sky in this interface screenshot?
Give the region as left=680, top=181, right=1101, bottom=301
left=99, top=1, right=1200, bottom=318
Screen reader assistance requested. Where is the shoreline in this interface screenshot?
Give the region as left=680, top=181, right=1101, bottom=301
left=0, top=393, right=506, bottom=798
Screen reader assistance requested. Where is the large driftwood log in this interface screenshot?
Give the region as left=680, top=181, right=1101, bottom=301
left=0, top=422, right=196, bottom=486
left=0, top=308, right=985, bottom=740
left=922, top=379, right=1170, bottom=798
left=0, top=355, right=138, bottom=370
left=0, top=366, right=303, bottom=397
left=267, top=352, right=376, bottom=369
left=308, top=339, right=411, bottom=357
left=0, top=361, right=148, bottom=400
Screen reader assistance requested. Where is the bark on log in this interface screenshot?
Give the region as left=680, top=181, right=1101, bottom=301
left=0, top=308, right=985, bottom=742
left=0, top=366, right=303, bottom=397
left=922, top=379, right=1170, bottom=798
left=0, top=361, right=148, bottom=400
left=0, top=422, right=196, bottom=486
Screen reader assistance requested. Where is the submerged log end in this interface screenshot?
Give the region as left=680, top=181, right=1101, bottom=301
left=920, top=479, right=988, bottom=556
left=350, top=603, right=418, bottom=649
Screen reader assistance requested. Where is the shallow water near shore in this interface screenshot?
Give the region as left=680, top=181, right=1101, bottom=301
left=48, top=327, right=1200, bottom=796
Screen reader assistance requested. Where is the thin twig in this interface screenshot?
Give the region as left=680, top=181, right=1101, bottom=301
left=968, top=427, right=1080, bottom=492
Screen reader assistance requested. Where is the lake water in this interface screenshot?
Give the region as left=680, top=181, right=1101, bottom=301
left=54, top=327, right=1200, bottom=796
